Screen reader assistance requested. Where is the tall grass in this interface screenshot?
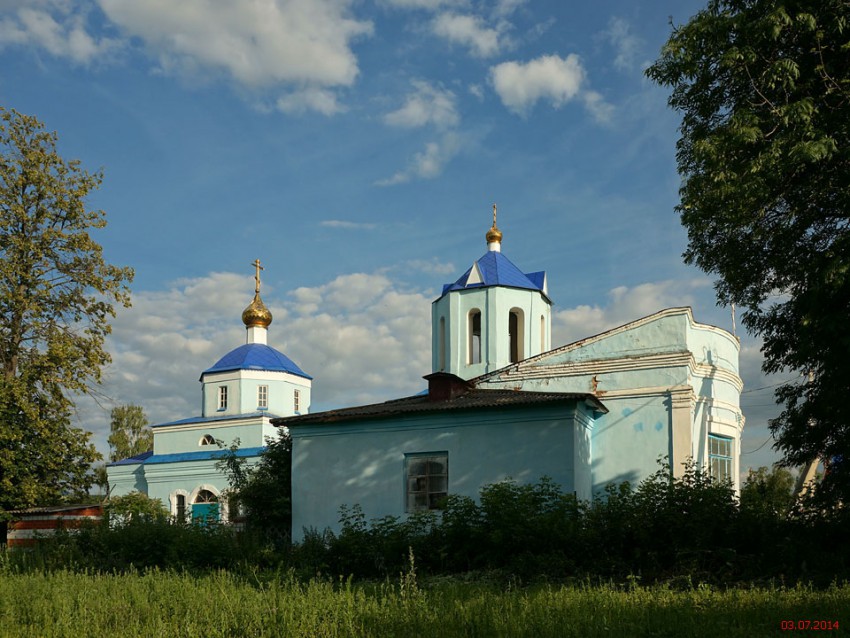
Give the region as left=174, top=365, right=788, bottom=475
left=0, top=568, right=846, bottom=637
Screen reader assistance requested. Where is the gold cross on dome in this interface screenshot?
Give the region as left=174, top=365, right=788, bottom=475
left=492, top=203, right=497, bottom=227
left=251, top=259, right=264, bottom=294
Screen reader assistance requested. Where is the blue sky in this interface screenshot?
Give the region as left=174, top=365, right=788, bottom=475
left=1, top=0, right=791, bottom=472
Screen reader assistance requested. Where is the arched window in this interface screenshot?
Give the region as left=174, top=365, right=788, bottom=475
left=439, top=316, right=446, bottom=371
left=509, top=308, right=524, bottom=363
left=199, top=434, right=216, bottom=446
left=468, top=310, right=481, bottom=364
left=194, top=489, right=218, bottom=503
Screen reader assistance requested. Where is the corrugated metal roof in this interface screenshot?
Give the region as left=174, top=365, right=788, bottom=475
left=273, top=388, right=606, bottom=427
left=438, top=250, right=548, bottom=300
left=202, top=344, right=312, bottom=379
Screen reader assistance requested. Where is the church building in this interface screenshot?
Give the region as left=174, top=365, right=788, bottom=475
left=107, top=261, right=311, bottom=522
left=277, top=210, right=744, bottom=539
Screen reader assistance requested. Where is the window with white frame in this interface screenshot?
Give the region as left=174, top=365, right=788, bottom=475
left=257, top=385, right=268, bottom=409
left=405, top=452, right=448, bottom=512
left=709, top=434, right=733, bottom=482
left=293, top=389, right=300, bottom=412
left=218, top=385, right=228, bottom=410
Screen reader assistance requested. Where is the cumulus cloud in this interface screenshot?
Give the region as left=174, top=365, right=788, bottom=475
left=0, top=2, right=122, bottom=65
left=98, top=0, right=372, bottom=90
left=431, top=12, right=501, bottom=58
left=491, top=53, right=593, bottom=117
left=376, top=132, right=461, bottom=185
left=384, top=80, right=459, bottom=129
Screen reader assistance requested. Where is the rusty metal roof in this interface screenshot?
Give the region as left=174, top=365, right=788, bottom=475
left=272, top=388, right=606, bottom=427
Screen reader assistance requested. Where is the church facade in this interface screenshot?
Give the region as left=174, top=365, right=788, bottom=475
left=107, top=262, right=311, bottom=522
left=278, top=213, right=744, bottom=539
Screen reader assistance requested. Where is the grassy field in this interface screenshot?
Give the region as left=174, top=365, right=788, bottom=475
left=0, top=569, right=847, bottom=637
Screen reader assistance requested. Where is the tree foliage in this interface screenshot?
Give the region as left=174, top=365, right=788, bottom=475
left=646, top=1, right=850, bottom=497
left=108, top=404, right=152, bottom=463
left=216, top=432, right=292, bottom=546
left=0, top=108, right=133, bottom=514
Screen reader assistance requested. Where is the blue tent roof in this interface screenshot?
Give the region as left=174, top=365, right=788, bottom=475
left=439, top=250, right=548, bottom=300
left=202, top=344, right=312, bottom=380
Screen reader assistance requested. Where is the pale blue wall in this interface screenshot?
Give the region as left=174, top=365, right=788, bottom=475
left=290, top=403, right=594, bottom=539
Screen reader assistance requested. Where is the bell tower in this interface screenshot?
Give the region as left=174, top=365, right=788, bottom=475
left=432, top=206, right=551, bottom=379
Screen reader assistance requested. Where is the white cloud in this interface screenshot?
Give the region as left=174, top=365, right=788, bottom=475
left=602, top=17, right=645, bottom=72
left=376, top=132, right=460, bottom=185
left=490, top=53, right=584, bottom=116
left=98, top=0, right=372, bottom=89
left=0, top=3, right=122, bottom=65
left=384, top=80, right=459, bottom=129
left=276, top=87, right=344, bottom=116
left=404, top=258, right=456, bottom=275
left=490, top=53, right=613, bottom=120
left=321, top=220, right=377, bottom=230
left=431, top=12, right=500, bottom=58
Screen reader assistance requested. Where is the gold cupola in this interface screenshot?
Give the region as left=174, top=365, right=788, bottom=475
left=485, top=203, right=502, bottom=250
left=242, top=259, right=273, bottom=332
left=242, top=292, right=272, bottom=328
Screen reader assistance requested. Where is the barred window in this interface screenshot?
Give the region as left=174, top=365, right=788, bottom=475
left=258, top=385, right=268, bottom=409
left=405, top=452, right=448, bottom=512
left=218, top=385, right=228, bottom=410
left=294, top=389, right=300, bottom=412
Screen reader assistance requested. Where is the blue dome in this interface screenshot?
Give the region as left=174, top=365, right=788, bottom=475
left=202, top=344, right=312, bottom=379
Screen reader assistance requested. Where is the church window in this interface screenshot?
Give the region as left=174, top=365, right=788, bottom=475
left=294, top=389, right=300, bottom=412
left=405, top=452, right=448, bottom=512
left=218, top=386, right=228, bottom=410
left=468, top=310, right=481, bottom=364
left=199, top=434, right=216, bottom=446
left=258, top=385, right=268, bottom=409
left=509, top=308, right=524, bottom=363
left=708, top=434, right=733, bottom=483
left=176, top=494, right=186, bottom=521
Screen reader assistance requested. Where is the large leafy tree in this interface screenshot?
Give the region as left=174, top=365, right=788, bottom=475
left=108, top=404, right=152, bottom=463
left=647, top=1, right=850, bottom=498
left=0, top=108, right=133, bottom=514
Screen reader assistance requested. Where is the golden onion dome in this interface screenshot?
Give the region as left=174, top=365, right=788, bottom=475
left=485, top=224, right=502, bottom=244
left=242, top=292, right=273, bottom=328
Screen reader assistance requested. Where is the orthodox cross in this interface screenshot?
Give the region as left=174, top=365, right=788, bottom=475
left=251, top=259, right=264, bottom=294
left=492, top=203, right=497, bottom=227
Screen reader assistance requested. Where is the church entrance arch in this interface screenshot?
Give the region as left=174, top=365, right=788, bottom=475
left=190, top=487, right=220, bottom=524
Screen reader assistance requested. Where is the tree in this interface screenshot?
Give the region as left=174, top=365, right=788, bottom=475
left=646, top=1, right=850, bottom=499
left=0, top=108, right=133, bottom=514
left=108, top=404, right=152, bottom=462
left=216, top=432, right=292, bottom=546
